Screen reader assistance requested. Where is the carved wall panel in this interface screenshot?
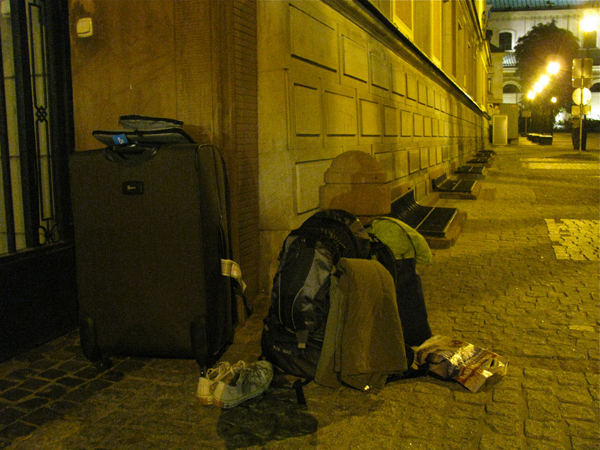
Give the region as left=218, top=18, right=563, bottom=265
left=290, top=4, right=338, bottom=72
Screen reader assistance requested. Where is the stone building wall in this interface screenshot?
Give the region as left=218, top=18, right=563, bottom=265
left=69, top=0, right=261, bottom=299
left=257, top=0, right=490, bottom=293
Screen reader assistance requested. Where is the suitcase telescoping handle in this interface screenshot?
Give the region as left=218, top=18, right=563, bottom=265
left=103, top=143, right=159, bottom=167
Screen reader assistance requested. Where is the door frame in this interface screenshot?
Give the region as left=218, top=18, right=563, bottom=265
left=0, top=0, right=77, bottom=362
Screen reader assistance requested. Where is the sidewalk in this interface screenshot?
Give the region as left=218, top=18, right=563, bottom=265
left=0, top=133, right=598, bottom=450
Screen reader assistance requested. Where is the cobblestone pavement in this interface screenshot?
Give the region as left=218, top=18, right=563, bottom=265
left=0, top=133, right=598, bottom=449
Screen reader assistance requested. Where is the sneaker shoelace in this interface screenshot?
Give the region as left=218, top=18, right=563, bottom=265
left=206, top=362, right=231, bottom=381
left=223, top=361, right=246, bottom=386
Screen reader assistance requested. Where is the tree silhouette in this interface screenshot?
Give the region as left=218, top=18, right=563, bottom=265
left=514, top=20, right=581, bottom=114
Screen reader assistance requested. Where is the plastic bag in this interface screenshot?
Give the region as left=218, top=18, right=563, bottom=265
left=414, top=335, right=508, bottom=392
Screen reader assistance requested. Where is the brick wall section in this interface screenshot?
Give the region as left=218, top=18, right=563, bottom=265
left=232, top=0, right=260, bottom=299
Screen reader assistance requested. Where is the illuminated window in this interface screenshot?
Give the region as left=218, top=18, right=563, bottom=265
left=393, top=0, right=413, bottom=39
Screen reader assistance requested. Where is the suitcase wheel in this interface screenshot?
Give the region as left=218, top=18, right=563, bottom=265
left=80, top=315, right=111, bottom=371
left=93, top=357, right=112, bottom=372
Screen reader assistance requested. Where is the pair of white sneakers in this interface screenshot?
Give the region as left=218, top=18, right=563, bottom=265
left=197, top=360, right=273, bottom=408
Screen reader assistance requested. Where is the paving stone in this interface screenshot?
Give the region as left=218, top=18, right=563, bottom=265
left=520, top=344, right=559, bottom=358
left=53, top=376, right=86, bottom=389
left=496, top=376, right=522, bottom=391
left=28, top=360, right=56, bottom=371
left=526, top=389, right=556, bottom=402
left=559, top=403, right=597, bottom=422
left=14, top=397, right=50, bottom=411
left=524, top=419, right=566, bottom=442
left=56, top=360, right=90, bottom=373
left=20, top=407, right=64, bottom=426
left=586, top=379, right=599, bottom=397
left=565, top=419, right=600, bottom=440
left=0, top=421, right=37, bottom=440
left=556, top=372, right=589, bottom=386
left=484, top=402, right=522, bottom=418
left=571, top=436, right=600, bottom=450
left=5, top=369, right=38, bottom=382
left=48, top=400, right=80, bottom=414
left=99, top=370, right=125, bottom=383
left=37, top=369, right=68, bottom=381
left=0, top=389, right=32, bottom=402
left=35, top=384, right=67, bottom=400
left=526, top=439, right=569, bottom=450
left=453, top=391, right=489, bottom=405
left=527, top=399, right=562, bottom=421
left=479, top=433, right=524, bottom=450
left=492, top=389, right=523, bottom=405
left=449, top=402, right=485, bottom=419
left=0, top=407, right=25, bottom=426
left=444, top=417, right=481, bottom=444
left=555, top=387, right=594, bottom=406
left=73, top=367, right=103, bottom=380
left=484, top=414, right=523, bottom=436
left=60, top=388, right=97, bottom=404
left=0, top=380, right=18, bottom=392
left=113, top=359, right=150, bottom=373
left=555, top=346, right=588, bottom=360
left=18, top=378, right=50, bottom=392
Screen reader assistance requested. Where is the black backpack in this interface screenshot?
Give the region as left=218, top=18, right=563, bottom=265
left=261, top=209, right=396, bottom=384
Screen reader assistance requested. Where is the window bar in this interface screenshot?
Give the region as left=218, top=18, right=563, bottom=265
left=28, top=0, right=56, bottom=245
left=0, top=36, right=17, bottom=254
left=44, top=0, right=75, bottom=244
left=11, top=0, right=40, bottom=248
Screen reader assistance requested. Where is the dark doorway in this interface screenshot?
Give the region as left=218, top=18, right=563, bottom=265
left=0, top=0, right=77, bottom=362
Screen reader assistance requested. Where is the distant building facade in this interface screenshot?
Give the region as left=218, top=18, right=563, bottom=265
left=487, top=0, right=600, bottom=120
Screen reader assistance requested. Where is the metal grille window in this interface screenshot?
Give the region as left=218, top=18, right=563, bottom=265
left=29, top=0, right=57, bottom=246
left=0, top=0, right=72, bottom=256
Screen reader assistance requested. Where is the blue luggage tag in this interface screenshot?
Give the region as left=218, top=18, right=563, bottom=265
left=112, top=134, right=129, bottom=145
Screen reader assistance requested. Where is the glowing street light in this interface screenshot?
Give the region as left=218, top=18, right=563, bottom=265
left=527, top=91, right=536, bottom=100
left=551, top=97, right=557, bottom=103
left=547, top=62, right=560, bottom=75
left=581, top=15, right=598, bottom=33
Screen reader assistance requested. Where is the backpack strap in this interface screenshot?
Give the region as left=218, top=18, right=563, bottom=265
left=261, top=358, right=311, bottom=405
left=296, top=329, right=310, bottom=350
left=293, top=378, right=310, bottom=405
left=367, top=234, right=398, bottom=281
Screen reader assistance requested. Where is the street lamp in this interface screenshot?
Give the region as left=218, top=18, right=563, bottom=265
left=527, top=62, right=562, bottom=134
left=547, top=62, right=560, bottom=75
left=580, top=15, right=598, bottom=33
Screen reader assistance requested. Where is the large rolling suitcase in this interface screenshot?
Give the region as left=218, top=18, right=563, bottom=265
left=70, top=129, right=236, bottom=371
